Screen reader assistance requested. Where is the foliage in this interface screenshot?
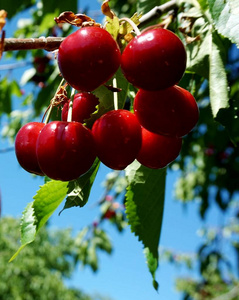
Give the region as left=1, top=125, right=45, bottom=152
left=0, top=216, right=98, bottom=300
left=1, top=0, right=239, bottom=298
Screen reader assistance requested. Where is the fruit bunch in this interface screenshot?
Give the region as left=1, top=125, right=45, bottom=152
left=15, top=20, right=199, bottom=182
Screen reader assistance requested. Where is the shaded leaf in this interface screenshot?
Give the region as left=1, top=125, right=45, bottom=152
left=85, top=68, right=129, bottom=128
left=125, top=160, right=166, bottom=286
left=42, top=0, right=77, bottom=16
left=137, top=0, right=167, bottom=15
left=61, top=159, right=100, bottom=211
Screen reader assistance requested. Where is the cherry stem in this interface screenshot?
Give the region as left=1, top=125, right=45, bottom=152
left=119, top=17, right=141, bottom=36
left=113, top=77, right=118, bottom=110
left=67, top=88, right=75, bottom=122
left=43, top=78, right=65, bottom=124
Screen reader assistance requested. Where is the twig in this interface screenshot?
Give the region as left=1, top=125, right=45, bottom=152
left=3, top=37, right=65, bottom=52
left=2, top=1, right=178, bottom=52
left=139, top=0, right=177, bottom=27
left=0, top=147, right=14, bottom=153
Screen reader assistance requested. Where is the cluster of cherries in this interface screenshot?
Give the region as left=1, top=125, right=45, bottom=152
left=15, top=25, right=199, bottom=182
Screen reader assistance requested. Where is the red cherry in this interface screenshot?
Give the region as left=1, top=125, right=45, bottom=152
left=15, top=122, right=45, bottom=176
left=58, top=27, right=121, bottom=92
left=137, top=127, right=182, bottom=169
left=61, top=92, right=99, bottom=123
left=134, top=85, right=199, bottom=138
left=103, top=209, right=116, bottom=219
left=36, top=121, right=96, bottom=181
left=121, top=28, right=186, bottom=91
left=91, top=109, right=142, bottom=170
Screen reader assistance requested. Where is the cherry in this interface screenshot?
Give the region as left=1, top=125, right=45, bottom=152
left=58, top=26, right=121, bottom=92
left=61, top=92, right=99, bottom=123
left=121, top=27, right=186, bottom=91
left=91, top=109, right=142, bottom=170
left=134, top=85, right=199, bottom=138
left=15, top=122, right=45, bottom=176
left=137, top=127, right=182, bottom=169
left=36, top=121, right=96, bottom=181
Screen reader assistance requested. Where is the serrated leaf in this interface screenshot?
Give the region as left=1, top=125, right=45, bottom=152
left=208, top=0, right=239, bottom=47
left=61, top=159, right=100, bottom=212
left=10, top=180, right=68, bottom=261
left=125, top=160, right=166, bottom=285
left=209, top=30, right=229, bottom=117
left=144, top=248, right=159, bottom=291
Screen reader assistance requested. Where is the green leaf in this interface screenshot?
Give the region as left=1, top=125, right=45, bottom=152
left=105, top=16, right=120, bottom=40
left=42, top=0, right=77, bottom=15
left=125, top=160, right=166, bottom=287
left=85, top=68, right=129, bottom=128
left=33, top=180, right=68, bottom=229
left=61, top=159, right=100, bottom=211
left=215, top=91, right=239, bottom=146
left=208, top=0, right=239, bottom=47
left=144, top=248, right=159, bottom=291
left=209, top=31, right=229, bottom=117
left=137, top=0, right=167, bottom=15
left=93, top=228, right=113, bottom=254
left=0, top=78, right=13, bottom=115
left=1, top=0, right=36, bottom=19
left=10, top=180, right=68, bottom=261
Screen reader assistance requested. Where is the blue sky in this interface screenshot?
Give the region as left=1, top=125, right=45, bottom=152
left=0, top=1, right=227, bottom=299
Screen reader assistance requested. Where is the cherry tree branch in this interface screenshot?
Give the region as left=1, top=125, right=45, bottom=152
left=3, top=37, right=65, bottom=52
left=139, top=0, right=177, bottom=27
left=2, top=1, right=177, bottom=52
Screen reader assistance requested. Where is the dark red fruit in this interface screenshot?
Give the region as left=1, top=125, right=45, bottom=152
left=134, top=85, right=199, bottom=138
left=61, top=92, right=99, bottom=123
left=58, top=27, right=121, bottom=92
left=121, top=28, right=186, bottom=91
left=137, top=127, right=182, bottom=169
left=15, top=122, right=45, bottom=175
left=92, top=109, right=142, bottom=170
left=36, top=121, right=96, bottom=181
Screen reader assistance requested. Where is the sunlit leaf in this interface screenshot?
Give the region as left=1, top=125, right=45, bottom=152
left=209, top=31, right=229, bottom=117
left=10, top=180, right=68, bottom=261
left=208, top=0, right=239, bottom=47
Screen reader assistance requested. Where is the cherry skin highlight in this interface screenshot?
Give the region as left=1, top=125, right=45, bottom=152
left=58, top=27, right=121, bottom=92
left=134, top=85, right=199, bottom=138
left=137, top=127, right=182, bottom=169
left=61, top=92, right=99, bottom=123
left=36, top=121, right=96, bottom=181
left=15, top=122, right=45, bottom=176
left=91, top=109, right=142, bottom=170
left=121, top=28, right=186, bottom=91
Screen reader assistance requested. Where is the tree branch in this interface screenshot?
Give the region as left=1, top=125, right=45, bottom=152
left=139, top=0, right=177, bottom=27
left=3, top=37, right=65, bottom=52
left=2, top=1, right=178, bottom=52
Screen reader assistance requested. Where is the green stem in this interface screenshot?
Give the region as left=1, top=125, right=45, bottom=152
left=67, top=88, right=75, bottom=122
left=119, top=17, right=141, bottom=36
left=113, top=77, right=118, bottom=110
left=43, top=78, right=65, bottom=124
